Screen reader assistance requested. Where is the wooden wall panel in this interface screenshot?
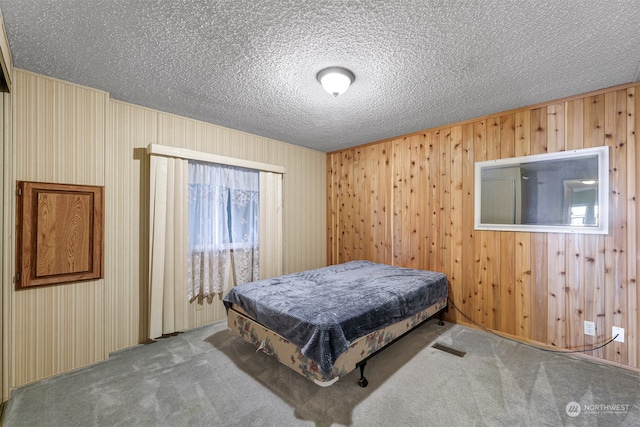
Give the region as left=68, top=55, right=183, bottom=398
left=564, top=99, right=588, bottom=353
left=514, top=111, right=532, bottom=340
left=426, top=132, right=439, bottom=270
left=498, top=115, right=515, bottom=335
left=336, top=149, right=356, bottom=263
left=371, top=142, right=393, bottom=263
left=327, top=82, right=640, bottom=371
left=449, top=126, right=463, bottom=323
left=627, top=87, right=639, bottom=366
left=327, top=152, right=339, bottom=265
left=352, top=147, right=366, bottom=262
left=460, top=123, right=475, bottom=325
left=439, top=130, right=451, bottom=275
left=393, top=135, right=423, bottom=268
left=546, top=103, right=567, bottom=348
left=604, top=89, right=628, bottom=364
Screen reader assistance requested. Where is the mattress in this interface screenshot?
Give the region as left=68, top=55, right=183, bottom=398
left=226, top=297, right=447, bottom=385
left=223, top=260, right=448, bottom=376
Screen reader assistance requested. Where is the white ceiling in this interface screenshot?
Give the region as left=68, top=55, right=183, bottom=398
left=1, top=1, right=639, bottom=153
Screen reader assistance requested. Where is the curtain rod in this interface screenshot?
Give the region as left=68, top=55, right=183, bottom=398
left=147, top=143, right=286, bottom=174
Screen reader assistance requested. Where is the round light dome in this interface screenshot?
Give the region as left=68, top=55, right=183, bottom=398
left=317, top=67, right=355, bottom=97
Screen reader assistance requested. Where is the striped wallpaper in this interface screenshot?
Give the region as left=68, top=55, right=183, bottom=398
left=3, top=69, right=327, bottom=394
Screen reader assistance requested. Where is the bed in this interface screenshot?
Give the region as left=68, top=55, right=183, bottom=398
left=223, top=260, right=448, bottom=387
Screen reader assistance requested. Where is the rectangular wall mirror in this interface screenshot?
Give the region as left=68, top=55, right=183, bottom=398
left=474, top=146, right=609, bottom=234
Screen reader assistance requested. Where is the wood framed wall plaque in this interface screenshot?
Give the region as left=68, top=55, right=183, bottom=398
left=16, top=181, right=104, bottom=288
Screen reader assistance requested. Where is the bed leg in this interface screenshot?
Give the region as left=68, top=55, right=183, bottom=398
left=357, top=361, right=368, bottom=387
left=437, top=311, right=445, bottom=326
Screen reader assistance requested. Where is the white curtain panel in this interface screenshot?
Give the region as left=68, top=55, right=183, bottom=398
left=187, top=162, right=259, bottom=300
left=259, top=171, right=284, bottom=279
left=148, top=155, right=189, bottom=339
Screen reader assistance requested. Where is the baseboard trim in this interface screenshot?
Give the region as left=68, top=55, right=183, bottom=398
left=453, top=319, right=640, bottom=374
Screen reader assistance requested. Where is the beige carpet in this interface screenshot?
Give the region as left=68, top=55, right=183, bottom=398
left=4, top=319, right=639, bottom=426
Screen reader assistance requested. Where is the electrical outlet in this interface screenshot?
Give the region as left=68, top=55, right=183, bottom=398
left=584, top=321, right=596, bottom=336
left=612, top=326, right=625, bottom=343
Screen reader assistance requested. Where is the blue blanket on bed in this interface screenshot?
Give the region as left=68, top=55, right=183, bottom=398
left=223, top=260, right=448, bottom=376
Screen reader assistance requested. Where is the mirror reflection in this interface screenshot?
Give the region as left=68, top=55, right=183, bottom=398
left=475, top=147, right=609, bottom=234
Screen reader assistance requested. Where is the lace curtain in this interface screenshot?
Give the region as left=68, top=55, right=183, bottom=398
left=187, top=161, right=259, bottom=300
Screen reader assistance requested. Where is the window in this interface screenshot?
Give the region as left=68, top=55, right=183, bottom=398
left=187, top=161, right=259, bottom=299
left=147, top=143, right=284, bottom=337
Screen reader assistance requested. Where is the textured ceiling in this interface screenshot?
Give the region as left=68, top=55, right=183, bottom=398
left=1, top=1, right=639, bottom=152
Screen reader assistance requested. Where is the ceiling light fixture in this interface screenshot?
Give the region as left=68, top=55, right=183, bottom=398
left=317, top=66, right=355, bottom=97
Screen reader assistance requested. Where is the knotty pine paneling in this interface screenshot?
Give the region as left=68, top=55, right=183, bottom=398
left=327, top=82, right=640, bottom=371
left=626, top=87, right=638, bottom=366
left=460, top=123, right=475, bottom=326
left=448, top=126, right=464, bottom=324
left=327, top=142, right=393, bottom=265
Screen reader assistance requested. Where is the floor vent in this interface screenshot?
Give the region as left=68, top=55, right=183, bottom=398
left=432, top=343, right=466, bottom=358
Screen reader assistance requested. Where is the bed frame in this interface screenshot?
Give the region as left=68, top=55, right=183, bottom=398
left=354, top=306, right=446, bottom=387
left=227, top=297, right=447, bottom=387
